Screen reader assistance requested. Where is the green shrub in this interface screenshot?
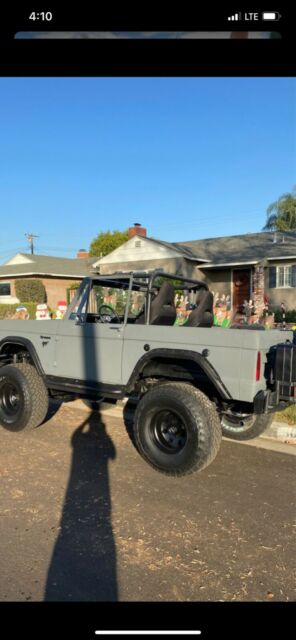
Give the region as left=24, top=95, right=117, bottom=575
left=15, top=279, right=46, bottom=303
left=0, top=302, right=38, bottom=319
left=0, top=304, right=18, bottom=319
left=275, top=404, right=296, bottom=425
left=274, top=308, right=296, bottom=323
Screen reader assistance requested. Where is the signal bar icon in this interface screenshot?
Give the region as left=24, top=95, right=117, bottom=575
left=228, top=13, right=242, bottom=21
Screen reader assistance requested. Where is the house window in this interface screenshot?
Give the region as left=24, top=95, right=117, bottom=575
left=135, top=240, right=141, bottom=248
left=0, top=282, right=11, bottom=296
left=269, top=265, right=296, bottom=288
left=277, top=266, right=291, bottom=287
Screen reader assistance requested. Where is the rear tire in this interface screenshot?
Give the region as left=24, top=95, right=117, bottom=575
left=0, top=363, right=49, bottom=432
left=133, top=382, right=222, bottom=476
left=221, top=412, right=273, bottom=440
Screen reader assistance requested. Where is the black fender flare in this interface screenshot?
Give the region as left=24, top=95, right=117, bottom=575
left=0, top=336, right=44, bottom=376
left=126, top=347, right=232, bottom=400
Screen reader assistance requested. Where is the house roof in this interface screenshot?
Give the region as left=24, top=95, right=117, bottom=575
left=174, top=231, right=296, bottom=266
left=0, top=253, right=98, bottom=279
left=2, top=230, right=295, bottom=280
left=146, top=236, right=209, bottom=261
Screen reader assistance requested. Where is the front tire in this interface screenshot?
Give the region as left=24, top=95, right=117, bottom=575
left=133, top=382, right=222, bottom=476
left=221, top=411, right=273, bottom=440
left=0, top=364, right=49, bottom=432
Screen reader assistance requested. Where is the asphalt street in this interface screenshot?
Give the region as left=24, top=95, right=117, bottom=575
left=0, top=401, right=295, bottom=602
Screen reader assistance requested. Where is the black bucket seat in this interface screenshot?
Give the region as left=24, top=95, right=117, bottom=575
left=135, top=281, right=176, bottom=325
left=185, top=290, right=214, bottom=327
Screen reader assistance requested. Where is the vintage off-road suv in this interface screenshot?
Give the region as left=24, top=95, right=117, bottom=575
left=0, top=270, right=295, bottom=476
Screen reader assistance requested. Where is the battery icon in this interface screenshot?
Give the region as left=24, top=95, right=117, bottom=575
left=262, top=11, right=281, bottom=20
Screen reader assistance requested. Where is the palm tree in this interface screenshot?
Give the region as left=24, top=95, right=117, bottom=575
left=263, top=186, right=296, bottom=231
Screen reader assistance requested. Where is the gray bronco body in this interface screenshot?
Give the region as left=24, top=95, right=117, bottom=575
left=0, top=270, right=295, bottom=475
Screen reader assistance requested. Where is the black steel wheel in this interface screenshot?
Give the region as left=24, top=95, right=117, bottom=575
left=0, top=364, right=49, bottom=432
left=0, top=380, right=21, bottom=421
left=133, top=382, right=222, bottom=476
left=150, top=409, right=187, bottom=453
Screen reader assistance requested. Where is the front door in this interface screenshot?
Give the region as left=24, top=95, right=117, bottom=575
left=53, top=278, right=125, bottom=389
left=54, top=321, right=124, bottom=386
left=232, top=269, right=251, bottom=311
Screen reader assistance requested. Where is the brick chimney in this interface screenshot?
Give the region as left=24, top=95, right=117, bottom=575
left=76, top=249, right=89, bottom=259
left=128, top=223, right=147, bottom=240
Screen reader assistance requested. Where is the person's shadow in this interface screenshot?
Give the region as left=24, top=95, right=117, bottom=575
left=44, top=412, right=117, bottom=601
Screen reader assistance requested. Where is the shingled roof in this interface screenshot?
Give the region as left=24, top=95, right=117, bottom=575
left=2, top=231, right=296, bottom=278
left=174, top=231, right=296, bottom=266
left=146, top=236, right=208, bottom=261
left=0, top=253, right=98, bottom=278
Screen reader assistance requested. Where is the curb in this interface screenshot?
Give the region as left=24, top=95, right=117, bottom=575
left=62, top=398, right=296, bottom=445
left=261, top=421, right=296, bottom=445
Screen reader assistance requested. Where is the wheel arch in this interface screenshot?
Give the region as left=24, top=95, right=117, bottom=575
left=0, top=336, right=44, bottom=375
left=126, top=348, right=232, bottom=401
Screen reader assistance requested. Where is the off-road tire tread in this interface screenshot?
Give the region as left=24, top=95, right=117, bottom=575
left=0, top=363, right=49, bottom=431
left=133, top=381, right=222, bottom=476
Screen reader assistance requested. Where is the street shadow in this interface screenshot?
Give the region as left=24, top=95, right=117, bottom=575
left=40, top=398, right=63, bottom=425
left=44, top=411, right=117, bottom=601
left=122, top=397, right=138, bottom=448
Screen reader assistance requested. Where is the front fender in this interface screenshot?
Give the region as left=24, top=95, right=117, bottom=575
left=0, top=336, right=44, bottom=375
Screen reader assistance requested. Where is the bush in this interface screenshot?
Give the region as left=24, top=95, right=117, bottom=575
left=275, top=404, right=296, bottom=425
left=15, top=279, right=46, bottom=303
left=0, top=302, right=38, bottom=319
left=274, top=308, right=296, bottom=323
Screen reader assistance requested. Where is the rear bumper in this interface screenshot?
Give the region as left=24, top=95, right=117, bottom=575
left=254, top=387, right=296, bottom=414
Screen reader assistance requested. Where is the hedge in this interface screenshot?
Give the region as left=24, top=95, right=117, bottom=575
left=15, top=279, right=46, bottom=303
left=0, top=302, right=38, bottom=319
left=274, top=309, right=296, bottom=323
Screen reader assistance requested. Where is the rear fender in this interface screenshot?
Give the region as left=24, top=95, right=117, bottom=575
left=126, top=348, right=232, bottom=400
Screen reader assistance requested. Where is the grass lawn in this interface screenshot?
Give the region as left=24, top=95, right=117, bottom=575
left=275, top=404, right=296, bottom=425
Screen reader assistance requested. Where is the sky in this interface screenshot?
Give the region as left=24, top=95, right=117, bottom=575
left=0, top=77, right=295, bottom=261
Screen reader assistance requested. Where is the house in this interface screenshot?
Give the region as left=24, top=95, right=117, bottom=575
left=178, top=230, right=296, bottom=313
left=94, top=225, right=296, bottom=313
left=95, top=223, right=209, bottom=277
left=2, top=225, right=295, bottom=315
left=0, top=250, right=98, bottom=310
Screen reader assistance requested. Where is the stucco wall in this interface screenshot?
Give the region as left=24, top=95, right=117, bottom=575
left=99, top=257, right=197, bottom=278
left=94, top=236, right=183, bottom=267
left=196, top=268, right=231, bottom=296
left=41, top=278, right=81, bottom=309
left=267, top=288, right=296, bottom=309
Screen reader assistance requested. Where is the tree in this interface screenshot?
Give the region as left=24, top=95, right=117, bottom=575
left=89, top=230, right=129, bottom=257
left=263, top=186, right=296, bottom=231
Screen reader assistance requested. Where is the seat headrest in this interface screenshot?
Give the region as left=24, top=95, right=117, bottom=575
left=135, top=281, right=176, bottom=325
left=186, top=290, right=213, bottom=327
left=150, top=281, right=176, bottom=325
left=154, top=281, right=175, bottom=305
